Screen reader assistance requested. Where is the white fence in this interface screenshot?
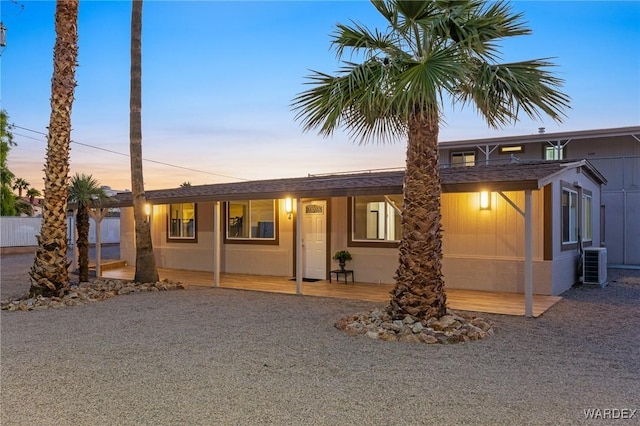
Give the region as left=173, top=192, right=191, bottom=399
left=0, top=217, right=120, bottom=247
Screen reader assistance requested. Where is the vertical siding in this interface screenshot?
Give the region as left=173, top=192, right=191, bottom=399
left=441, top=191, right=544, bottom=259
left=1, top=216, right=120, bottom=247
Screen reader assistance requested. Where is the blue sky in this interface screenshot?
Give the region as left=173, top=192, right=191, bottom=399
left=2, top=0, right=639, bottom=191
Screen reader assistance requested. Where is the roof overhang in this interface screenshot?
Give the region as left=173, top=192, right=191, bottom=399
left=106, top=160, right=603, bottom=208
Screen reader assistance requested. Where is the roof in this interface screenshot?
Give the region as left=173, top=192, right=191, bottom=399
left=438, top=125, right=640, bottom=150
left=106, top=160, right=605, bottom=207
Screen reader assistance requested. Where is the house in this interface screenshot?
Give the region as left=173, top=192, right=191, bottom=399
left=112, top=159, right=606, bottom=306
left=438, top=125, right=640, bottom=266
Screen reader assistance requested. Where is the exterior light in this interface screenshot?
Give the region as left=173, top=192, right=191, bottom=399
left=284, top=198, right=293, bottom=219
left=144, top=203, right=151, bottom=217
left=480, top=191, right=491, bottom=210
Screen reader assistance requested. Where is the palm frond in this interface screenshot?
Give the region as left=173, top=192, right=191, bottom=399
left=291, top=59, right=407, bottom=144
left=331, top=21, right=398, bottom=60
left=68, top=173, right=108, bottom=207
left=456, top=58, right=571, bottom=128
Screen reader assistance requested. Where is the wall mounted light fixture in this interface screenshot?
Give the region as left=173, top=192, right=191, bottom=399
left=284, top=198, right=293, bottom=219
left=480, top=191, right=491, bottom=210
left=144, top=203, right=152, bottom=221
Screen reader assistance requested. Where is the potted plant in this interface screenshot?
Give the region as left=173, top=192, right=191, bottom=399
left=332, top=250, right=352, bottom=271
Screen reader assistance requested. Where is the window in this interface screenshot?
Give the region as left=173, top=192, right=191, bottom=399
left=582, top=193, right=593, bottom=241
left=545, top=145, right=564, bottom=160
left=168, top=203, right=196, bottom=240
left=451, top=151, right=475, bottom=167
left=352, top=195, right=402, bottom=243
left=562, top=189, right=578, bottom=244
left=499, top=145, right=524, bottom=154
left=226, top=200, right=276, bottom=241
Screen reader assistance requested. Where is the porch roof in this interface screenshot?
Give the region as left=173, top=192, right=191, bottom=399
left=106, top=159, right=604, bottom=207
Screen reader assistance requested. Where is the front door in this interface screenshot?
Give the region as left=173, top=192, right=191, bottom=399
left=302, top=200, right=327, bottom=280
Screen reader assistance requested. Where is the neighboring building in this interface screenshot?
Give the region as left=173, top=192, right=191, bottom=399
left=112, top=160, right=606, bottom=297
left=438, top=126, right=640, bottom=266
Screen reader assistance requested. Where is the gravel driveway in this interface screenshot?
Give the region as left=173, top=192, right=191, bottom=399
left=1, top=249, right=639, bottom=425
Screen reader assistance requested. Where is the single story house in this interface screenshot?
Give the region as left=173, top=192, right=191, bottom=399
left=110, top=159, right=606, bottom=308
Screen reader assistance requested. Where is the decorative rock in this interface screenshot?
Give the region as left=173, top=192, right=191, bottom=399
left=365, top=331, right=379, bottom=340
left=411, top=322, right=424, bottom=334
left=1, top=278, right=186, bottom=312
left=335, top=308, right=494, bottom=345
left=402, top=316, right=416, bottom=325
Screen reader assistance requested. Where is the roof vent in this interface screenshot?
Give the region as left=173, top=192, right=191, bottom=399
left=538, top=127, right=546, bottom=134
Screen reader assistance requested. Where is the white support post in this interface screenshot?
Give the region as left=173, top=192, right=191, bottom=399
left=213, top=201, right=221, bottom=288
left=295, top=198, right=302, bottom=295
left=524, top=189, right=533, bottom=318
left=91, top=208, right=106, bottom=277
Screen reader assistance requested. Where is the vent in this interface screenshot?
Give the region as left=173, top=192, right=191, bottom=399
left=583, top=247, right=607, bottom=287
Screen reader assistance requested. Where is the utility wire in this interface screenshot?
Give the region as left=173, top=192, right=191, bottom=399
left=10, top=123, right=249, bottom=182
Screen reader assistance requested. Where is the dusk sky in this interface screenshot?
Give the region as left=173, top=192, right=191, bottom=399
left=2, top=1, right=639, bottom=192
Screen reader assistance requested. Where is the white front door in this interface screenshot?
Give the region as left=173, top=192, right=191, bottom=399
left=302, top=200, right=327, bottom=280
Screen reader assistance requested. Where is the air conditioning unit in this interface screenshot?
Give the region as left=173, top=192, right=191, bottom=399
left=583, top=247, right=607, bottom=287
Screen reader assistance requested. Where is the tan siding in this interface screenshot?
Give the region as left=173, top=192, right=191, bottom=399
left=441, top=191, right=544, bottom=260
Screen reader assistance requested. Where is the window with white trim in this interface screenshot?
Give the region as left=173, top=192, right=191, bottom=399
left=352, top=195, right=402, bottom=242
left=545, top=145, right=564, bottom=160
left=168, top=203, right=196, bottom=240
left=226, top=200, right=275, bottom=240
left=562, top=189, right=578, bottom=244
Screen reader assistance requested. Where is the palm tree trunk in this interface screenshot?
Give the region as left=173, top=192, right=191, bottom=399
left=29, top=0, right=79, bottom=297
left=130, top=0, right=158, bottom=283
left=388, top=110, right=447, bottom=320
left=76, top=204, right=90, bottom=282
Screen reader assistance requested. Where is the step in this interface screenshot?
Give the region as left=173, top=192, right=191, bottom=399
left=88, top=260, right=127, bottom=271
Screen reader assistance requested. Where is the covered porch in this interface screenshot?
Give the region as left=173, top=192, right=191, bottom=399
left=99, top=265, right=561, bottom=317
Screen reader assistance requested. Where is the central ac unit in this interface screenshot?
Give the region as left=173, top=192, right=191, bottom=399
left=583, top=247, right=607, bottom=287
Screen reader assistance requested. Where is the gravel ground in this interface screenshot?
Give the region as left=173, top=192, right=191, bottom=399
left=1, top=248, right=639, bottom=425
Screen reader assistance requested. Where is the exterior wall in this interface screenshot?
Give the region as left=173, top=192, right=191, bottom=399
left=120, top=207, right=135, bottom=266
left=442, top=258, right=552, bottom=294
left=330, top=197, right=398, bottom=283
left=125, top=200, right=296, bottom=277
left=151, top=203, right=216, bottom=272
left=440, top=190, right=553, bottom=294
left=223, top=199, right=294, bottom=277
left=439, top=132, right=639, bottom=265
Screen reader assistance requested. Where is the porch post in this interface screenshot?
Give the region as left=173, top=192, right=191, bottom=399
left=295, top=198, right=302, bottom=295
left=213, top=201, right=221, bottom=287
left=524, top=189, right=533, bottom=317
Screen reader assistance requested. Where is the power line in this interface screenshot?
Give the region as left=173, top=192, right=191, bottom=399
left=10, top=124, right=249, bottom=182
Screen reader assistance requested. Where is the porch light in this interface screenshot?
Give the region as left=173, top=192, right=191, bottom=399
left=480, top=191, right=491, bottom=210
left=284, top=198, right=293, bottom=219
left=144, top=203, right=152, bottom=217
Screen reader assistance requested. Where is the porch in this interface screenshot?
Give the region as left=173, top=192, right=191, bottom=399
left=99, top=265, right=561, bottom=317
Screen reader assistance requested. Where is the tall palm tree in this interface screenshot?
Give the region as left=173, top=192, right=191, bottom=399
left=68, top=174, right=107, bottom=282
left=292, top=0, right=569, bottom=321
left=12, top=177, right=29, bottom=197
left=129, top=0, right=158, bottom=283
left=29, top=0, right=79, bottom=297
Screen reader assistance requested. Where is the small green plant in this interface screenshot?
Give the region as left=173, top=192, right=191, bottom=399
left=332, top=250, right=352, bottom=269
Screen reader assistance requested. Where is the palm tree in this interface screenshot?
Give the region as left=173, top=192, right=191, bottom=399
left=26, top=187, right=41, bottom=206
left=129, top=0, right=159, bottom=283
left=292, top=0, right=569, bottom=321
left=1, top=109, right=16, bottom=216
left=29, top=0, right=79, bottom=297
left=69, top=174, right=108, bottom=282
left=12, top=177, right=29, bottom=197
